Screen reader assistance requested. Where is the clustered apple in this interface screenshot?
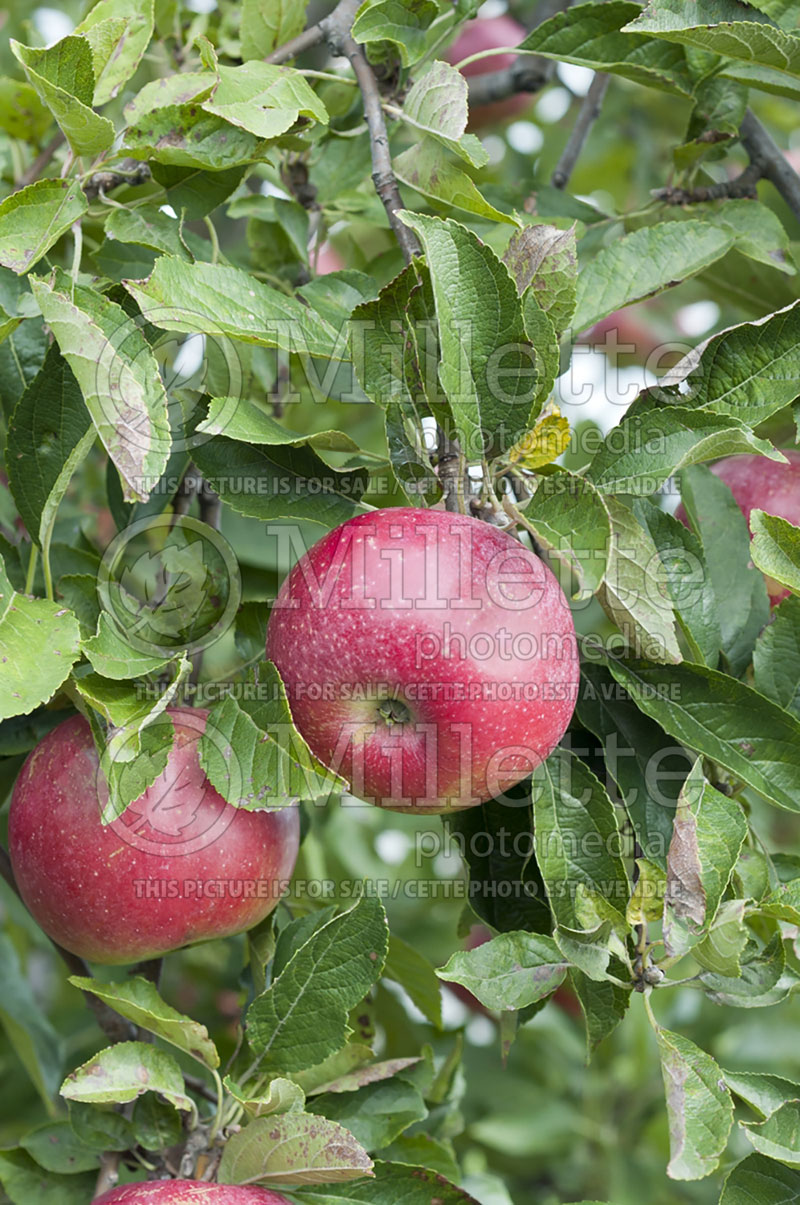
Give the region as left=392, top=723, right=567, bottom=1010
left=266, top=508, right=579, bottom=812
left=677, top=450, right=800, bottom=604
left=8, top=707, right=299, bottom=964
left=446, top=14, right=529, bottom=129
left=94, top=1182, right=293, bottom=1203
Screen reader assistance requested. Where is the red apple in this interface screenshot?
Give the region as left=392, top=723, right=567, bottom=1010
left=95, top=1182, right=293, bottom=1204
left=265, top=508, right=579, bottom=812
left=676, top=450, right=800, bottom=604
left=446, top=15, right=530, bottom=130
left=8, top=708, right=300, bottom=964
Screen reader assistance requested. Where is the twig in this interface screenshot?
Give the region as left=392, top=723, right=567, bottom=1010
left=436, top=430, right=467, bottom=513
left=653, top=162, right=762, bottom=205
left=264, top=0, right=362, bottom=64
left=467, top=61, right=552, bottom=106
left=190, top=477, right=222, bottom=688
left=184, top=1071, right=221, bottom=1105
left=341, top=35, right=420, bottom=263
left=739, top=108, right=800, bottom=224
left=93, top=1151, right=121, bottom=1200
left=0, top=846, right=135, bottom=1044
left=83, top=162, right=151, bottom=201
left=551, top=71, right=610, bottom=190
left=17, top=130, right=66, bottom=189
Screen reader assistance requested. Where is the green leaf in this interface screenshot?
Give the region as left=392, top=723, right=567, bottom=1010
left=130, top=1094, right=183, bottom=1150
left=675, top=77, right=747, bottom=170
left=0, top=557, right=81, bottom=720
left=398, top=60, right=487, bottom=165
left=10, top=37, right=115, bottom=157
left=627, top=858, right=667, bottom=926
left=720, top=1154, right=800, bottom=1204
left=81, top=613, right=172, bottom=680
left=751, top=509, right=800, bottom=597
left=597, top=496, right=682, bottom=663
left=307, top=1057, right=422, bottom=1096
left=197, top=395, right=359, bottom=453
left=573, top=220, right=733, bottom=332
left=7, top=347, right=93, bottom=568
left=122, top=68, right=215, bottom=123
left=308, top=1075, right=427, bottom=1152
left=586, top=404, right=783, bottom=497
left=570, top=967, right=631, bottom=1056
left=603, top=655, right=800, bottom=813
left=241, top=0, right=306, bottom=59
left=68, top=1101, right=135, bottom=1152
left=199, top=661, right=345, bottom=808
left=192, top=435, right=368, bottom=530
left=0, top=180, right=87, bottom=275
left=68, top=976, right=219, bottom=1069
left=202, top=62, right=328, bottom=139
left=224, top=1075, right=306, bottom=1118
left=504, top=223, right=578, bottom=337
left=218, top=1113, right=373, bottom=1186
left=625, top=0, right=800, bottom=91
left=532, top=745, right=630, bottom=931
left=352, top=0, right=439, bottom=67
left=753, top=596, right=800, bottom=714
left=104, top=203, right=193, bottom=259
left=521, top=470, right=611, bottom=596
left=518, top=0, right=694, bottom=95
left=246, top=895, right=389, bottom=1071
left=699, top=198, right=796, bottom=275
left=760, top=878, right=800, bottom=925
left=633, top=498, right=721, bottom=667
left=724, top=1070, right=800, bottom=1119
left=662, top=760, right=747, bottom=958
left=124, top=256, right=341, bottom=359
left=30, top=271, right=170, bottom=503
left=0, top=935, right=63, bottom=1111
left=742, top=1101, right=800, bottom=1168
left=674, top=302, right=800, bottom=428
left=655, top=1026, right=733, bottom=1180
left=679, top=463, right=769, bottom=676
left=20, top=1123, right=100, bottom=1175
left=0, top=318, right=49, bottom=421
left=577, top=661, right=688, bottom=868
left=400, top=212, right=538, bottom=456
left=0, top=1149, right=96, bottom=1205
left=692, top=898, right=749, bottom=976
left=292, top=1160, right=481, bottom=1203
left=74, top=0, right=155, bottom=104
left=60, top=1042, right=193, bottom=1111
left=702, top=936, right=798, bottom=1007
left=394, top=139, right=517, bottom=226
left=350, top=262, right=441, bottom=502
left=0, top=77, right=53, bottom=142
left=125, top=106, right=265, bottom=168
left=150, top=163, right=246, bottom=220
left=437, top=931, right=568, bottom=1011
left=383, top=934, right=442, bottom=1028
left=448, top=790, right=552, bottom=934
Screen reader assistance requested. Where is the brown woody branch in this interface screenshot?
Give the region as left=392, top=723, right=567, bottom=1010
left=739, top=108, right=800, bottom=224
left=653, top=162, right=762, bottom=205
left=551, top=71, right=610, bottom=190
left=341, top=35, right=420, bottom=263
left=265, top=0, right=362, bottom=64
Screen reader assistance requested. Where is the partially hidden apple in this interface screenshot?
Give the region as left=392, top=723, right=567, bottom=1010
left=446, top=15, right=529, bottom=130
left=94, top=1182, right=293, bottom=1204
left=266, top=508, right=579, bottom=812
left=8, top=708, right=300, bottom=964
left=676, top=450, right=800, bottom=604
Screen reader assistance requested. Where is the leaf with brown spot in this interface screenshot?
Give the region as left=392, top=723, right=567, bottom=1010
left=217, top=1113, right=373, bottom=1187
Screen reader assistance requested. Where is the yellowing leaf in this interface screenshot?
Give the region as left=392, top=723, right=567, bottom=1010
left=510, top=406, right=570, bottom=469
